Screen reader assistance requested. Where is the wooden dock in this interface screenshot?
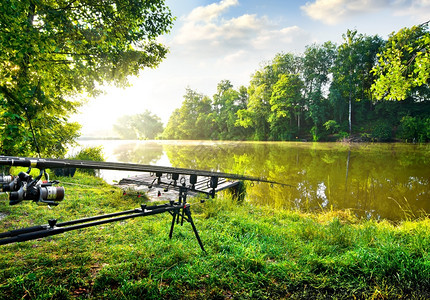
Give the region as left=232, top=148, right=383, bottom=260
left=118, top=173, right=241, bottom=200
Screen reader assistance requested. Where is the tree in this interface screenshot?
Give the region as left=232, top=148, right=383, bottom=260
left=211, top=80, right=249, bottom=140
left=162, top=88, right=213, bottom=140
left=162, top=108, right=182, bottom=140
left=330, top=30, right=383, bottom=134
left=211, top=80, right=234, bottom=138
left=236, top=80, right=271, bottom=140
left=236, top=52, right=301, bottom=140
left=133, top=110, right=164, bottom=140
left=269, top=74, right=304, bottom=140
left=113, top=110, right=164, bottom=140
left=113, top=115, right=139, bottom=140
left=302, top=42, right=336, bottom=140
left=371, top=21, right=430, bottom=100
left=0, top=0, right=173, bottom=156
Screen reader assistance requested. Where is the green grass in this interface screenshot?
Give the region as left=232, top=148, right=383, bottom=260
left=0, top=172, right=429, bottom=299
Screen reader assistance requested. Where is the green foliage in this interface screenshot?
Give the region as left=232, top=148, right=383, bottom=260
left=210, top=81, right=250, bottom=140
left=372, top=22, right=430, bottom=100
left=329, top=30, right=384, bottom=134
left=113, top=110, right=164, bottom=140
left=324, top=120, right=340, bottom=134
left=303, top=42, right=336, bottom=139
left=162, top=24, right=429, bottom=142
left=310, top=126, right=320, bottom=141
left=371, top=120, right=393, bottom=142
left=71, top=146, right=105, bottom=162
left=0, top=0, right=173, bottom=156
left=245, top=53, right=303, bottom=140
left=162, top=88, right=214, bottom=140
left=269, top=74, right=304, bottom=140
left=337, top=131, right=350, bottom=140
left=0, top=93, right=82, bottom=158
left=0, top=176, right=430, bottom=299
left=69, top=146, right=105, bottom=175
left=397, top=116, right=430, bottom=142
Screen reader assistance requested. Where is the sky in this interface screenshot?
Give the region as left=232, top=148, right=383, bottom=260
left=72, top=0, right=430, bottom=137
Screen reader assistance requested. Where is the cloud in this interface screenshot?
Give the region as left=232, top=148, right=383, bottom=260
left=301, top=0, right=430, bottom=25
left=173, top=1, right=311, bottom=60
left=392, top=0, right=430, bottom=22
left=185, top=0, right=239, bottom=22
left=252, top=26, right=308, bottom=50
left=222, top=50, right=248, bottom=63
left=301, top=0, right=390, bottom=25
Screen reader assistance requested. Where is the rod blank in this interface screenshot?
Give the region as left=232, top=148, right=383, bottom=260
left=0, top=155, right=288, bottom=186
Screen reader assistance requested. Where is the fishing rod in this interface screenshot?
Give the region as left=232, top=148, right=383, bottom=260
left=0, top=182, right=205, bottom=250
left=0, top=157, right=205, bottom=250
left=0, top=155, right=288, bottom=186
left=0, top=155, right=289, bottom=250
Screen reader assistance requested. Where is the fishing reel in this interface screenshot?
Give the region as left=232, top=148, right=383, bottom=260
left=2, top=170, right=64, bottom=206
left=0, top=175, right=14, bottom=189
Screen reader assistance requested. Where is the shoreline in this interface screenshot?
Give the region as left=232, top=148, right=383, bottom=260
left=0, top=172, right=429, bottom=298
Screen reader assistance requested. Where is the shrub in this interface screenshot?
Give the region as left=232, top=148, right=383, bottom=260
left=397, top=116, right=430, bottom=142
left=424, top=118, right=430, bottom=141
left=338, top=131, right=349, bottom=140
left=323, top=120, right=340, bottom=134
left=310, top=126, right=320, bottom=142
left=371, top=121, right=393, bottom=142
left=69, top=146, right=105, bottom=176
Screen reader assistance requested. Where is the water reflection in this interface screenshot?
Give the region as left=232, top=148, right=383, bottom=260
left=113, top=142, right=163, bottom=164
left=80, top=140, right=430, bottom=221
left=163, top=142, right=430, bottom=221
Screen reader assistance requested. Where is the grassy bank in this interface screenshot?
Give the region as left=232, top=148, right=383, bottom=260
left=0, top=172, right=429, bottom=299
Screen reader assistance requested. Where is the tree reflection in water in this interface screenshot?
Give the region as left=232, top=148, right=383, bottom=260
left=163, top=142, right=430, bottom=221
left=113, top=142, right=163, bottom=164
left=97, top=140, right=429, bottom=221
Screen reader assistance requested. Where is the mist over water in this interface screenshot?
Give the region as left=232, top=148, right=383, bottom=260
left=77, top=140, right=430, bottom=221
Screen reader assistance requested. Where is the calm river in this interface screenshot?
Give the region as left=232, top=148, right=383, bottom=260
left=77, top=140, right=430, bottom=221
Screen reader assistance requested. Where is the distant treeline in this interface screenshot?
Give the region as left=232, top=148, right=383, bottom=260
left=160, top=29, right=430, bottom=142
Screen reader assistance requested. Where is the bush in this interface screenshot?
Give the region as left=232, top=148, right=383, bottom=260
left=323, top=120, right=340, bottom=134
left=397, top=116, right=430, bottom=142
left=310, top=126, right=319, bottom=142
left=337, top=131, right=349, bottom=140
left=371, top=121, right=393, bottom=142
left=71, top=146, right=105, bottom=161
left=69, top=146, right=105, bottom=176
left=424, top=118, right=430, bottom=141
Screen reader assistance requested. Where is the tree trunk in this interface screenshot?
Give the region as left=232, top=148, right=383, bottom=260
left=348, top=95, right=352, bottom=134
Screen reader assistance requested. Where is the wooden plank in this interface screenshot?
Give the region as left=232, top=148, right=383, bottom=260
left=118, top=173, right=239, bottom=196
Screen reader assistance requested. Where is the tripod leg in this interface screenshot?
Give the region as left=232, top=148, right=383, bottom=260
left=176, top=209, right=181, bottom=224
left=180, top=207, right=185, bottom=226
left=184, top=207, right=206, bottom=252
left=169, top=210, right=177, bottom=239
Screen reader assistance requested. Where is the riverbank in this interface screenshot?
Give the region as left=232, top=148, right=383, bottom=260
left=0, top=172, right=429, bottom=299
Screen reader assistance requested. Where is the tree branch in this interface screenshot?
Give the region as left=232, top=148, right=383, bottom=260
left=0, top=85, right=21, bottom=107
